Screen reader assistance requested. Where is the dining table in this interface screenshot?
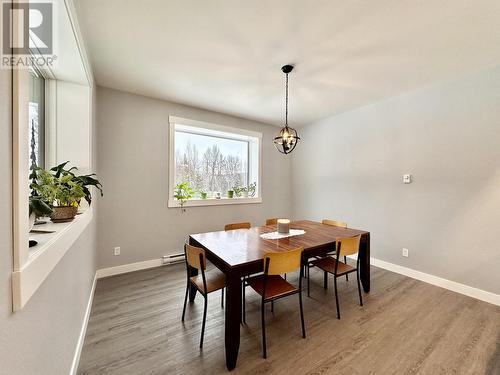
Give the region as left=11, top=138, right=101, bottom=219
left=189, top=219, right=370, bottom=371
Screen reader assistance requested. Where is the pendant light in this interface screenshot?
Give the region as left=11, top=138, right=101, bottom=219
left=273, top=64, right=300, bottom=154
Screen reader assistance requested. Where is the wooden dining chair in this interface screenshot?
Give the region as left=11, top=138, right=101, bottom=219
left=181, top=243, right=226, bottom=348
left=244, top=247, right=306, bottom=358
left=307, top=235, right=363, bottom=319
left=265, top=218, right=278, bottom=225
left=311, top=219, right=350, bottom=281
left=224, top=222, right=251, bottom=231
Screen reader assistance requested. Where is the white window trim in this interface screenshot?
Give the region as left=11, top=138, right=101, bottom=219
left=168, top=116, right=263, bottom=208
left=11, top=0, right=95, bottom=311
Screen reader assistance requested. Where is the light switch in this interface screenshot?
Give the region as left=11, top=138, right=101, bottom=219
left=403, top=174, right=412, bottom=184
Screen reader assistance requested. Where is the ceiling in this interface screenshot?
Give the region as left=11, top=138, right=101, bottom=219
left=75, top=0, right=500, bottom=126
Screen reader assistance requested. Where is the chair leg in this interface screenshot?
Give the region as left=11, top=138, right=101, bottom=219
left=356, top=270, right=363, bottom=306
left=242, top=280, right=246, bottom=323
left=200, top=295, right=208, bottom=348
left=299, top=292, right=306, bottom=338
left=344, top=256, right=349, bottom=281
left=271, top=300, right=274, bottom=313
left=261, top=301, right=267, bottom=359
left=334, top=277, right=340, bottom=319
left=221, top=287, right=224, bottom=308
left=181, top=280, right=189, bottom=322
left=324, top=271, right=328, bottom=289
left=307, top=265, right=311, bottom=297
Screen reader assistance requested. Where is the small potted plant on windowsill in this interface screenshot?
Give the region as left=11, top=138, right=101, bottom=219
left=28, top=195, right=53, bottom=230
left=30, top=162, right=103, bottom=223
left=199, top=190, right=207, bottom=199
left=174, top=182, right=194, bottom=212
left=227, top=189, right=234, bottom=198
left=31, top=169, right=85, bottom=222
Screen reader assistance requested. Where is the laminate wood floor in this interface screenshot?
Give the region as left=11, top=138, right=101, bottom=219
left=78, top=264, right=500, bottom=375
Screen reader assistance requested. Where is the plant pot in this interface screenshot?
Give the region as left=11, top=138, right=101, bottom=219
left=200, top=192, right=207, bottom=199
left=50, top=206, right=78, bottom=223
left=227, top=190, right=234, bottom=198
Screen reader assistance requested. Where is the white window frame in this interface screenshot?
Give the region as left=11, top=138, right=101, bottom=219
left=11, top=0, right=95, bottom=311
left=168, top=116, right=263, bottom=207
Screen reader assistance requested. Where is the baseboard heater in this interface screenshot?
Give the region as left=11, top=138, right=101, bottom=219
left=162, top=253, right=185, bottom=265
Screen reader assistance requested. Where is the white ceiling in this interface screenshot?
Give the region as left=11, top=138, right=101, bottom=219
left=75, top=0, right=500, bottom=126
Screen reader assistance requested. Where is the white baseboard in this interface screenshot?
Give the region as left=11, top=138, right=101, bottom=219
left=347, top=255, right=500, bottom=306
left=70, top=272, right=97, bottom=375
left=95, top=258, right=163, bottom=279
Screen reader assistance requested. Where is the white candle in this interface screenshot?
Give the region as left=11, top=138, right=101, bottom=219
left=277, top=219, right=290, bottom=234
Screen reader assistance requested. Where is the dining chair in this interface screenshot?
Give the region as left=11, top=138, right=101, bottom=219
left=181, top=243, right=226, bottom=348
left=224, top=222, right=251, bottom=231
left=244, top=247, right=306, bottom=358
left=307, top=235, right=363, bottom=319
left=306, top=218, right=350, bottom=281
left=265, top=218, right=278, bottom=225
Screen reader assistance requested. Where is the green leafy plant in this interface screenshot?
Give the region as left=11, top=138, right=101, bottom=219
left=174, top=182, right=194, bottom=212
left=199, top=190, right=207, bottom=199
left=29, top=195, right=53, bottom=218
left=247, top=182, right=257, bottom=197
left=232, top=186, right=243, bottom=197
left=31, top=168, right=85, bottom=207
left=233, top=182, right=257, bottom=198
left=50, top=161, right=103, bottom=205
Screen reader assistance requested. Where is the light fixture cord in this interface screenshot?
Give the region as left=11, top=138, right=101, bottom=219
left=285, top=72, right=289, bottom=127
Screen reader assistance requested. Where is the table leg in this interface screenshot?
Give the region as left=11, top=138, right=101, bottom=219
left=225, top=272, right=242, bottom=370
left=359, top=233, right=371, bottom=292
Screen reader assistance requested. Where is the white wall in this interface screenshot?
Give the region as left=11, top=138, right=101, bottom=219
left=96, top=87, right=292, bottom=268
left=292, top=66, right=500, bottom=295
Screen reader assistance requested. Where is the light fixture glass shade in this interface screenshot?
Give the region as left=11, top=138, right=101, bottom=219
left=273, top=125, right=300, bottom=154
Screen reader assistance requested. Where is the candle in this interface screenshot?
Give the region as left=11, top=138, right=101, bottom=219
left=277, top=219, right=290, bottom=234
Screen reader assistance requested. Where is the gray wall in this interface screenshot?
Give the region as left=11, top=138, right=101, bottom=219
left=292, top=66, right=500, bottom=295
left=96, top=87, right=292, bottom=268
left=0, top=69, right=97, bottom=374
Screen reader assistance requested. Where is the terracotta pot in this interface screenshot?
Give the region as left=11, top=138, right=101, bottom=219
left=50, top=206, right=78, bottom=223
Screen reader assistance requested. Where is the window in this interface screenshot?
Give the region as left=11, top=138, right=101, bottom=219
left=29, top=67, right=45, bottom=169
left=169, top=117, right=262, bottom=207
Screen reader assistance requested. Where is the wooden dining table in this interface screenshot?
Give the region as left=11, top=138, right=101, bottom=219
left=189, top=220, right=370, bottom=371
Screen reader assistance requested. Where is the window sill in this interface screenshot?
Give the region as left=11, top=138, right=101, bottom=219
left=168, top=197, right=262, bottom=208
left=12, top=209, right=93, bottom=311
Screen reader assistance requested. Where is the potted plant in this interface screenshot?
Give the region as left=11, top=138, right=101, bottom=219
left=28, top=195, right=52, bottom=230
left=199, top=190, right=207, bottom=199
left=31, top=169, right=85, bottom=222
left=50, top=161, right=103, bottom=205
left=247, top=182, right=257, bottom=197
left=227, top=189, right=234, bottom=198
left=233, top=186, right=242, bottom=198
left=174, top=182, right=194, bottom=212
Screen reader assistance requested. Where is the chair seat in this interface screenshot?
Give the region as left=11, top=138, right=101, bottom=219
left=247, top=274, right=298, bottom=301
left=310, top=256, right=356, bottom=275
left=190, top=269, right=226, bottom=294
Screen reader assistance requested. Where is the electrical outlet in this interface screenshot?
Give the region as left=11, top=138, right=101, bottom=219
left=403, top=174, right=412, bottom=184
left=114, top=247, right=121, bottom=256
left=402, top=248, right=409, bottom=257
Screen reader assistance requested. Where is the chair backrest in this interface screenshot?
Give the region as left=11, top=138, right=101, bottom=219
left=322, top=219, right=347, bottom=228
left=185, top=243, right=206, bottom=270
left=265, top=218, right=278, bottom=226
left=264, top=247, right=303, bottom=275
left=224, top=222, right=251, bottom=231
left=337, top=235, right=361, bottom=256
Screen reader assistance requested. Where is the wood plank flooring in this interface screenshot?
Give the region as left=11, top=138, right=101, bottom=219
left=78, top=264, right=500, bottom=375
